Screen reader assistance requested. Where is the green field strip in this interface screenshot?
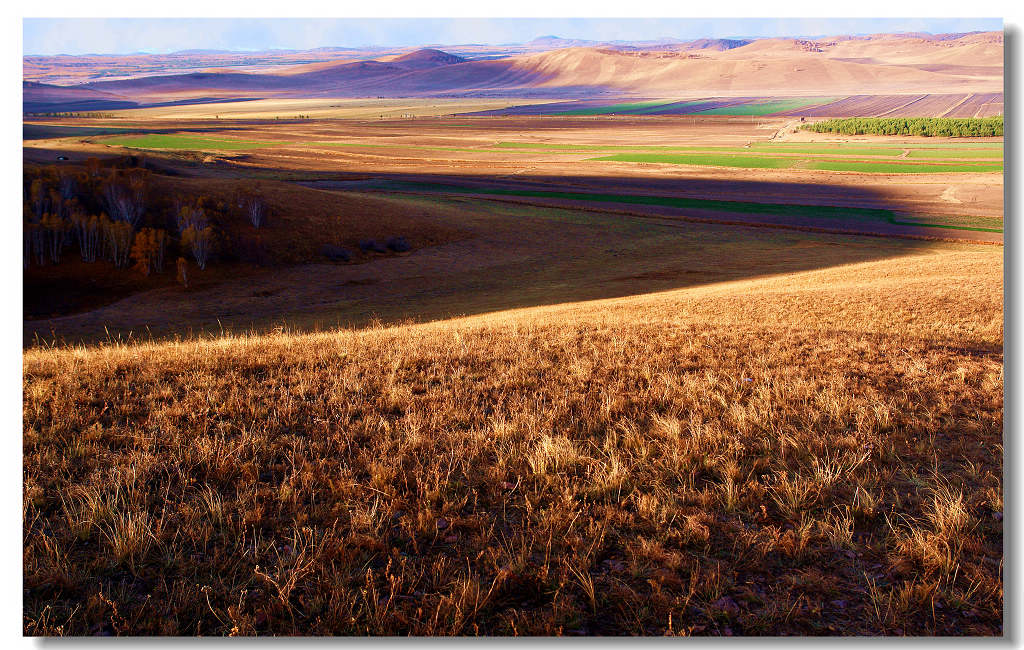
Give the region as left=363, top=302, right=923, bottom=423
left=302, top=142, right=484, bottom=153
left=592, top=153, right=798, bottom=169
left=692, top=97, right=840, bottom=116
left=99, top=134, right=282, bottom=150
left=905, top=149, right=1003, bottom=159
left=492, top=142, right=765, bottom=153
left=745, top=144, right=908, bottom=156
left=751, top=143, right=1002, bottom=158
left=98, top=134, right=1004, bottom=171
left=376, top=181, right=1001, bottom=233
left=495, top=142, right=865, bottom=154
left=805, top=160, right=1002, bottom=173
left=891, top=215, right=1004, bottom=231
left=623, top=100, right=718, bottom=115
left=496, top=142, right=1002, bottom=160
left=100, top=135, right=496, bottom=155
left=589, top=152, right=1002, bottom=173
left=548, top=101, right=679, bottom=116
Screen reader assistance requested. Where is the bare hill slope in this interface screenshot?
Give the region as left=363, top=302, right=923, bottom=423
left=27, top=32, right=1003, bottom=106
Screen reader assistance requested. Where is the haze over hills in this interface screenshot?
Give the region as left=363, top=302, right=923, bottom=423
left=23, top=31, right=1003, bottom=112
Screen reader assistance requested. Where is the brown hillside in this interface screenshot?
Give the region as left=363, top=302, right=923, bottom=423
left=37, top=31, right=1001, bottom=105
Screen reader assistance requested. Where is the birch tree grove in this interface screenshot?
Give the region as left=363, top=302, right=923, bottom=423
left=101, top=171, right=146, bottom=227
left=41, top=213, right=70, bottom=264
left=30, top=179, right=48, bottom=221
left=102, top=217, right=134, bottom=268
left=153, top=229, right=166, bottom=273
left=23, top=164, right=228, bottom=276
left=182, top=225, right=213, bottom=270
left=24, top=220, right=45, bottom=267
left=176, top=205, right=208, bottom=234
left=72, top=213, right=101, bottom=263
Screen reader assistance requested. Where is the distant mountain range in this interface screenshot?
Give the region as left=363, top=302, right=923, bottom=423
left=23, top=31, right=1003, bottom=112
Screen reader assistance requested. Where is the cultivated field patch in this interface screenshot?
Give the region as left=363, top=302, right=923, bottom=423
left=95, top=130, right=1003, bottom=175
left=366, top=180, right=1002, bottom=234
left=462, top=94, right=1003, bottom=118
left=100, top=134, right=282, bottom=150
left=590, top=152, right=1003, bottom=174
left=692, top=97, right=839, bottom=115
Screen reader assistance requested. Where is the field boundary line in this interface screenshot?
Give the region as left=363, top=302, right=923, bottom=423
left=940, top=93, right=974, bottom=118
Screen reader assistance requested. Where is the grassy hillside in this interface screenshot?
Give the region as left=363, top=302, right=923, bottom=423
left=24, top=246, right=1003, bottom=635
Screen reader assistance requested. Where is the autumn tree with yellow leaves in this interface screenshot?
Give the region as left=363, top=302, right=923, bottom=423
left=130, top=228, right=167, bottom=276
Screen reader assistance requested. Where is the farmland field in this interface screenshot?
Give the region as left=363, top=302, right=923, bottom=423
left=86, top=127, right=1004, bottom=175
left=590, top=153, right=1003, bottom=174
left=100, top=134, right=283, bottom=150
left=465, top=93, right=1003, bottom=117
left=331, top=180, right=1003, bottom=234
left=22, top=112, right=1005, bottom=347
left=691, top=97, right=839, bottom=115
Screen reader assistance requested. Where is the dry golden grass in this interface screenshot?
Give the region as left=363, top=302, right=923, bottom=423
left=23, top=247, right=1002, bottom=635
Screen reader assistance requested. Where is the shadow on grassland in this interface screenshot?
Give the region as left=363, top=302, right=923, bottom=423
left=299, top=170, right=1003, bottom=240
left=24, top=169, right=990, bottom=347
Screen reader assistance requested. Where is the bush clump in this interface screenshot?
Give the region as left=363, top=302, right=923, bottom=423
left=386, top=236, right=412, bottom=252
left=358, top=239, right=387, bottom=253
left=320, top=244, right=351, bottom=262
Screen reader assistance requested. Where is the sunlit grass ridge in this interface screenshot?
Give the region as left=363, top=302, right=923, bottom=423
left=23, top=247, right=1003, bottom=635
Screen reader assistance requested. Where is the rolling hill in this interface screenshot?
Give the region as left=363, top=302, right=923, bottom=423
left=23, top=31, right=1004, bottom=110
left=22, top=81, right=139, bottom=113
left=24, top=245, right=1004, bottom=635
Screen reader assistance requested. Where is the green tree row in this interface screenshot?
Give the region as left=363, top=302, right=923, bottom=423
left=25, top=112, right=116, bottom=118
left=802, top=116, right=1003, bottom=137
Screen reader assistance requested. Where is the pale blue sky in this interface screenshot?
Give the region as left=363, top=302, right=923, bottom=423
left=24, top=18, right=1003, bottom=56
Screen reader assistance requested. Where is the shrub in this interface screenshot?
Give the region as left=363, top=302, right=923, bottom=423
left=358, top=239, right=387, bottom=253
left=386, top=236, right=412, bottom=252
left=320, top=245, right=351, bottom=262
